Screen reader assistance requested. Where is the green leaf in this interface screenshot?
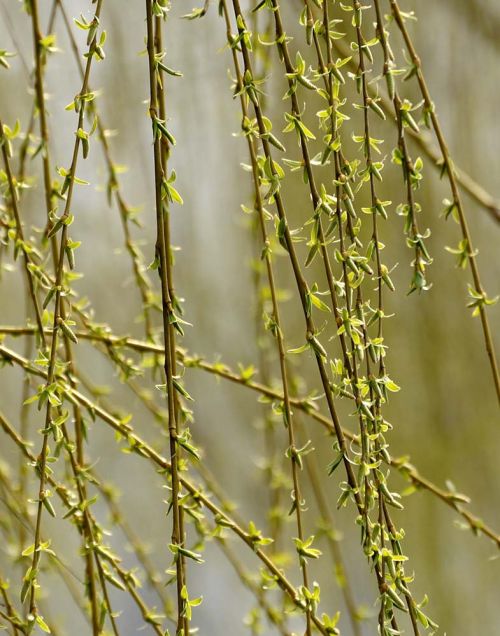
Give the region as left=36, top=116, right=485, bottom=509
left=36, top=615, right=51, bottom=634
left=21, top=544, right=35, bottom=557
left=327, top=451, right=344, bottom=476
left=169, top=544, right=204, bottom=563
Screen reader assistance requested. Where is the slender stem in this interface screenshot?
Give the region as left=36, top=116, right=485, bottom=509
left=389, top=0, right=500, bottom=403
left=302, top=0, right=500, bottom=225
left=98, top=483, right=174, bottom=617
left=0, top=411, right=166, bottom=635
left=225, top=0, right=363, bottom=524
left=29, top=0, right=56, bottom=255
left=2, top=328, right=497, bottom=549
left=222, top=6, right=313, bottom=632
left=0, top=116, right=46, bottom=347
left=215, top=539, right=292, bottom=636
left=55, top=0, right=156, bottom=343
left=0, top=407, right=330, bottom=635
left=154, top=16, right=190, bottom=635
left=0, top=471, right=92, bottom=626
left=0, top=574, right=22, bottom=635
left=144, top=3, right=186, bottom=632
left=27, top=0, right=104, bottom=617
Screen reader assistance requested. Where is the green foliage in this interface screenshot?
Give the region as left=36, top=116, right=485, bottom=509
left=0, top=1, right=497, bottom=636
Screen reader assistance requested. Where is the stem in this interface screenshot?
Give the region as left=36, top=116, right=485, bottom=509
left=0, top=407, right=330, bottom=635
left=303, top=0, right=500, bottom=225
left=222, top=6, right=313, bottom=633
left=389, top=0, right=500, bottom=403
left=2, top=328, right=497, bottom=548
left=27, top=0, right=104, bottom=617
left=0, top=116, right=46, bottom=348
left=144, top=3, right=186, bottom=632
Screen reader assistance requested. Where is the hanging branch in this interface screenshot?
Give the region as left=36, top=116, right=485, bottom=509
left=0, top=401, right=332, bottom=635
left=0, top=117, right=46, bottom=345
left=25, top=0, right=104, bottom=624
left=222, top=6, right=315, bottom=634
left=54, top=0, right=157, bottom=343
left=0, top=2, right=496, bottom=634
left=145, top=3, right=195, bottom=633
left=1, top=322, right=497, bottom=550
left=388, top=0, right=499, bottom=403
left=302, top=0, right=500, bottom=226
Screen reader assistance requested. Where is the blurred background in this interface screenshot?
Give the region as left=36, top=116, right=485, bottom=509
left=0, top=1, right=499, bottom=634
